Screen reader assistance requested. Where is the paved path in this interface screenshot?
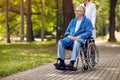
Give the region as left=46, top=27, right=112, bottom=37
left=1, top=41, right=120, bottom=80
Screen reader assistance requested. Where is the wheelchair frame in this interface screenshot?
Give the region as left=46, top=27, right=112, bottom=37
left=65, top=37, right=99, bottom=71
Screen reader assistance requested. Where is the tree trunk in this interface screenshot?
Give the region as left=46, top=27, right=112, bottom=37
left=20, top=0, right=24, bottom=41
left=40, top=1, right=45, bottom=41
left=56, top=0, right=59, bottom=42
left=26, top=0, right=34, bottom=42
left=5, top=0, right=10, bottom=43
left=108, top=0, right=117, bottom=42
left=62, top=0, right=75, bottom=33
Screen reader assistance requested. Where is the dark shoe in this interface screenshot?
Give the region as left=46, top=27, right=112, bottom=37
left=54, top=58, right=65, bottom=70
left=66, top=60, right=77, bottom=71
left=66, top=64, right=77, bottom=71
left=54, top=63, right=66, bottom=70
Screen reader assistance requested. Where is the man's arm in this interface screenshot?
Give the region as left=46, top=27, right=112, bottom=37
left=79, top=20, right=92, bottom=39
left=67, top=35, right=81, bottom=41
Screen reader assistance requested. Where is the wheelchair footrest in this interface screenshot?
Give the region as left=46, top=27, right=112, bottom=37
left=65, top=66, right=77, bottom=71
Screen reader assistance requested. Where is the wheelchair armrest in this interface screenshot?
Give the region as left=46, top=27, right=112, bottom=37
left=84, top=37, right=95, bottom=46
left=86, top=37, right=95, bottom=42
left=85, top=37, right=93, bottom=39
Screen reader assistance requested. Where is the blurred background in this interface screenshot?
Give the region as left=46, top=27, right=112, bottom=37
left=0, top=0, right=119, bottom=43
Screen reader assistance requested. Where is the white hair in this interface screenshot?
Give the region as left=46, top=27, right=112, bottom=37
left=76, top=6, right=85, bottom=15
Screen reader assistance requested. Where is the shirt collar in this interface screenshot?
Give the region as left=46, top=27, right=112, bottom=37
left=77, top=16, right=83, bottom=21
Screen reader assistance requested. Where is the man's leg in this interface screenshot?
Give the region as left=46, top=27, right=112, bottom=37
left=54, top=40, right=66, bottom=70
left=57, top=40, right=65, bottom=60
left=66, top=40, right=81, bottom=70
left=71, top=40, right=81, bottom=61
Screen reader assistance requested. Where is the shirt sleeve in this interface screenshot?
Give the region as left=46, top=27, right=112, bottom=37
left=64, top=19, right=74, bottom=37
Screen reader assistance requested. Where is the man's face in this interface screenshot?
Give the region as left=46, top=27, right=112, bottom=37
left=75, top=7, right=84, bottom=18
left=83, top=0, right=89, bottom=5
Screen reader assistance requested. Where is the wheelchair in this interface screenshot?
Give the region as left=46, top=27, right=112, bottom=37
left=64, top=37, right=99, bottom=71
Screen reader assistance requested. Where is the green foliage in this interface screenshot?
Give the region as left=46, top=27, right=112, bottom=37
left=0, top=0, right=120, bottom=39
left=73, top=0, right=120, bottom=37
left=0, top=41, right=56, bottom=77
left=73, top=0, right=82, bottom=8
left=45, top=0, right=56, bottom=33
left=116, top=0, right=120, bottom=30
left=0, top=13, right=6, bottom=36
left=95, top=0, right=109, bottom=36
left=0, top=0, right=56, bottom=38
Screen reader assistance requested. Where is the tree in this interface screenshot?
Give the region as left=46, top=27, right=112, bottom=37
left=20, top=0, right=24, bottom=41
left=56, top=0, right=75, bottom=42
left=40, top=1, right=45, bottom=41
left=108, top=0, right=117, bottom=42
left=56, top=0, right=59, bottom=42
left=5, top=0, right=10, bottom=43
left=62, top=0, right=75, bottom=33
left=26, top=0, right=34, bottom=42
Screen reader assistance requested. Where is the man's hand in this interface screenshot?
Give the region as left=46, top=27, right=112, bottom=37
left=67, top=35, right=80, bottom=41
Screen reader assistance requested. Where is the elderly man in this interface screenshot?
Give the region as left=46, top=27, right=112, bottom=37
left=54, top=6, right=92, bottom=70
left=80, top=0, right=96, bottom=39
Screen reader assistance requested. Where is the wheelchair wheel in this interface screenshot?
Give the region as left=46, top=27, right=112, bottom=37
left=87, top=42, right=99, bottom=70
left=79, top=48, right=89, bottom=72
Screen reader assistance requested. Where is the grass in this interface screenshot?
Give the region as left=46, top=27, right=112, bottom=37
left=0, top=41, right=57, bottom=78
